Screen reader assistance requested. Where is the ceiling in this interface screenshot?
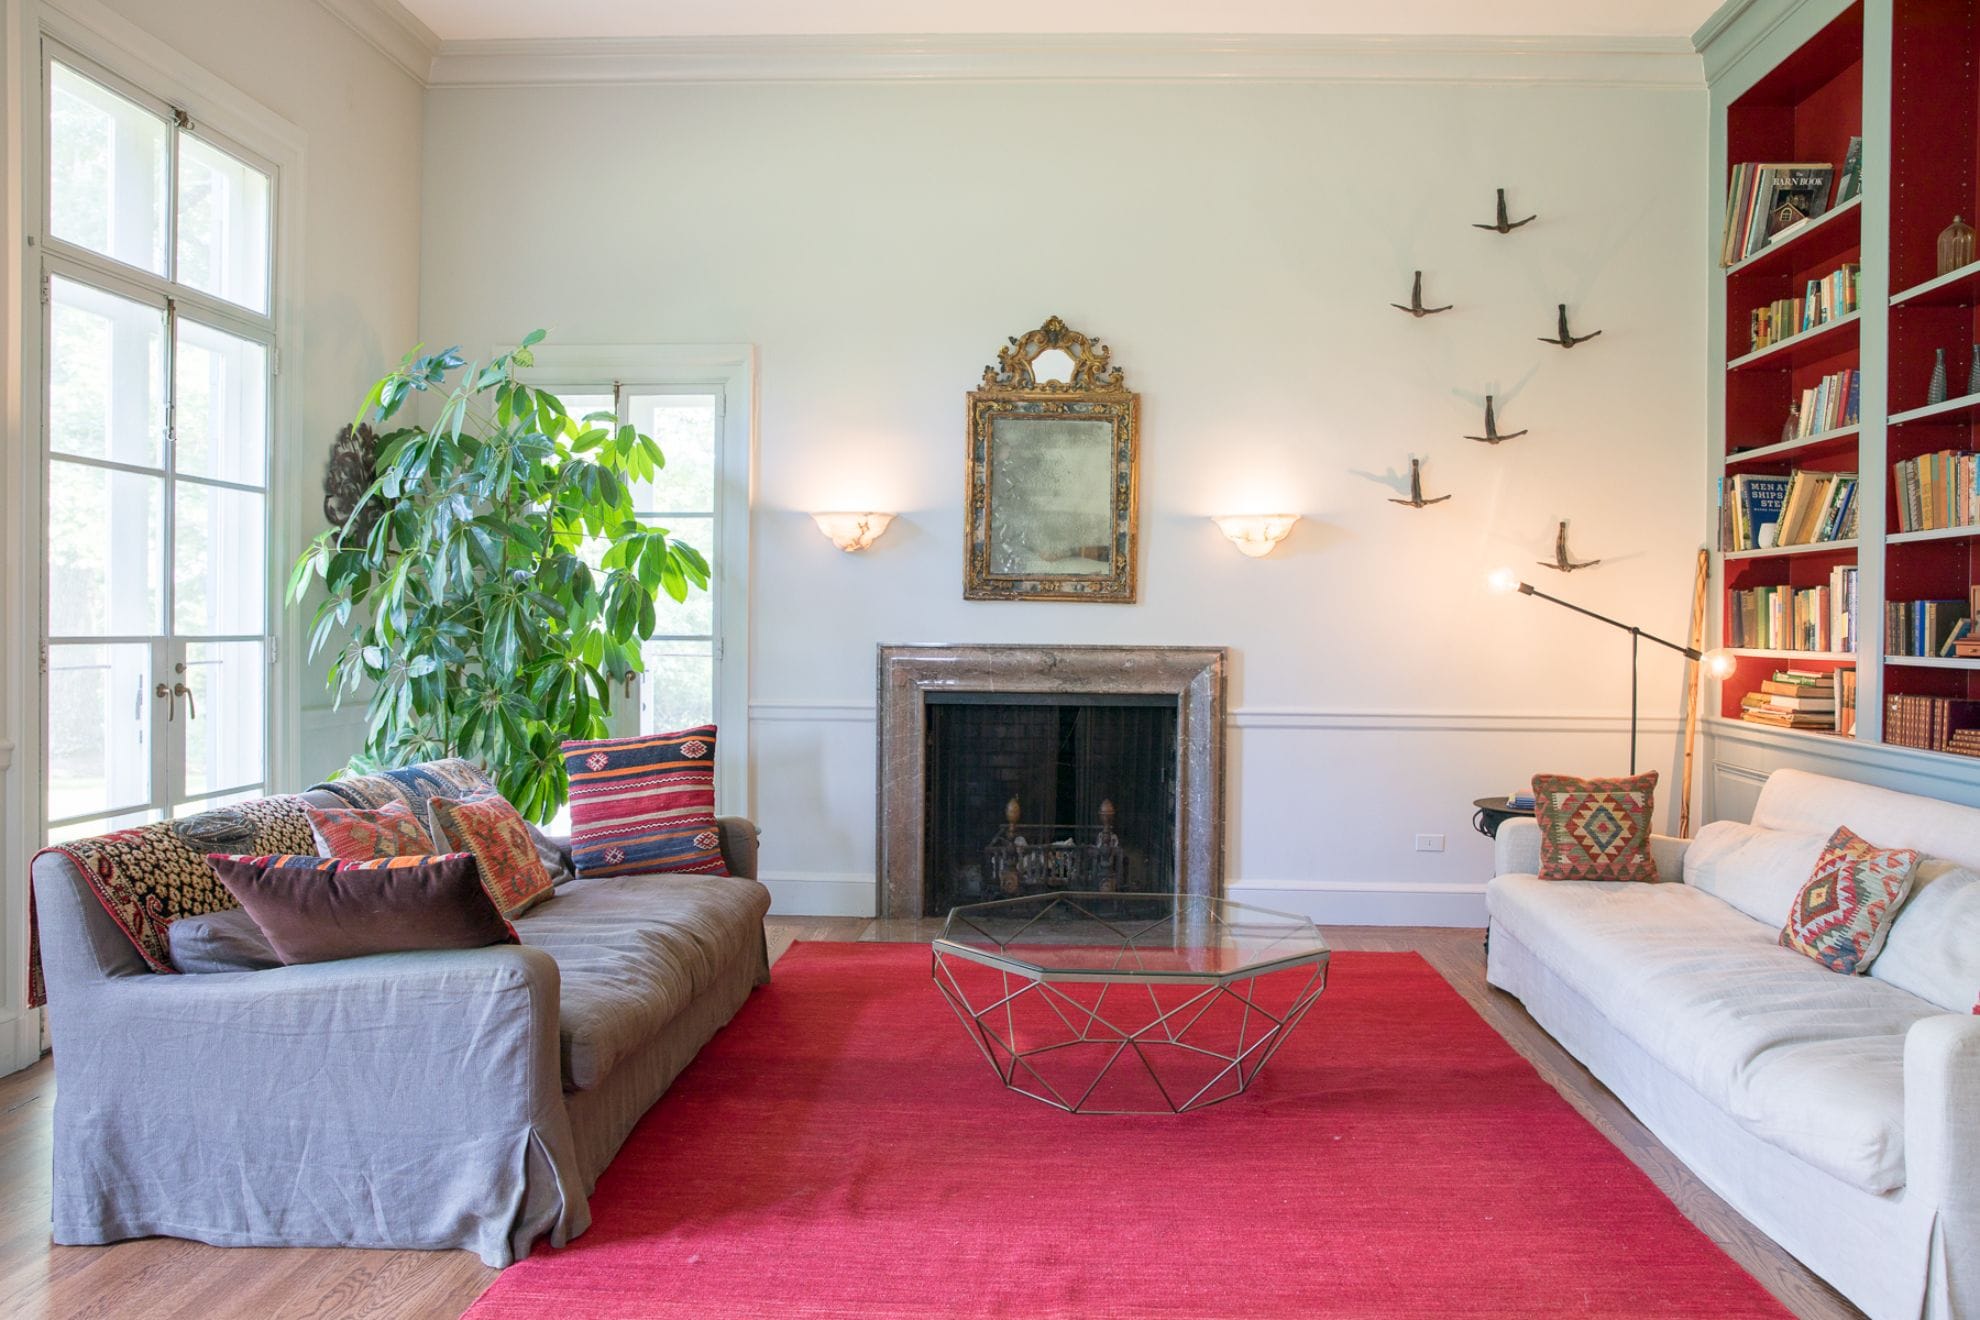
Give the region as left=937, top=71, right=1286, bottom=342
left=397, top=0, right=1727, bottom=44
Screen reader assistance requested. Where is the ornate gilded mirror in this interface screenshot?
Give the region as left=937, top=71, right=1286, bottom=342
left=965, top=316, right=1140, bottom=603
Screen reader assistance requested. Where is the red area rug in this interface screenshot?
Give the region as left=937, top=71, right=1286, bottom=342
left=467, top=943, right=1788, bottom=1318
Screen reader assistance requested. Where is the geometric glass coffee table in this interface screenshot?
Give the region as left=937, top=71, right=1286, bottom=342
left=931, top=892, right=1330, bottom=1114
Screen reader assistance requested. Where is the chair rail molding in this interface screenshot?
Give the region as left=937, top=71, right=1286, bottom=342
left=426, top=32, right=1704, bottom=90
left=749, top=699, right=1685, bottom=735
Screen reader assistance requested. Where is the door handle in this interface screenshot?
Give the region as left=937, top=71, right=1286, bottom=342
left=622, top=673, right=636, bottom=700
left=173, top=682, right=196, bottom=721
left=155, top=682, right=176, bottom=722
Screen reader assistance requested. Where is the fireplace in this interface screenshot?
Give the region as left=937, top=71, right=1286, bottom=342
left=923, top=694, right=1179, bottom=912
left=876, top=644, right=1228, bottom=919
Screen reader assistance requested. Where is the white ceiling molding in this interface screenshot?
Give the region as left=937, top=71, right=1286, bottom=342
left=425, top=33, right=1705, bottom=89
left=312, top=0, right=442, bottom=83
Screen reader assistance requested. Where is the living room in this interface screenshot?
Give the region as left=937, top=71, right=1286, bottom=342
left=3, top=0, right=1978, bottom=1316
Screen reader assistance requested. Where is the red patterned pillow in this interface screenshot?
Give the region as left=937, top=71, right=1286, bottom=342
left=426, top=795, right=555, bottom=918
left=561, top=727, right=728, bottom=878
left=1780, top=826, right=1921, bottom=975
left=1532, top=772, right=1658, bottom=883
left=304, top=801, right=435, bottom=860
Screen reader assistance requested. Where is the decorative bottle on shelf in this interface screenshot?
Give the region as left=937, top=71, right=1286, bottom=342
left=1940, top=216, right=1977, bottom=277
left=1929, top=348, right=1949, bottom=406
left=1967, top=344, right=1980, bottom=397
left=1781, top=404, right=1800, bottom=444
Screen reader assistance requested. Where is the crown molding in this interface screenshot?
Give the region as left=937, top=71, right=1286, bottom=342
left=312, top=0, right=440, bottom=84
left=425, top=32, right=1704, bottom=89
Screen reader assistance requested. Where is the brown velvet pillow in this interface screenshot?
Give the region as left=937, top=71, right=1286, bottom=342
left=206, top=852, right=517, bottom=966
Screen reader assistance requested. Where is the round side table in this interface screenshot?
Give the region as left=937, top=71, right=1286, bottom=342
left=1472, top=796, right=1535, bottom=840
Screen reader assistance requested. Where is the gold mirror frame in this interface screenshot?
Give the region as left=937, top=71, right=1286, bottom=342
left=964, top=316, right=1140, bottom=603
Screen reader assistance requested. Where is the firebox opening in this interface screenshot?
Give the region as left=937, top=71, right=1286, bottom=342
left=922, top=692, right=1179, bottom=914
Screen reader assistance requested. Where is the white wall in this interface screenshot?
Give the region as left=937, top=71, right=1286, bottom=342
left=419, top=70, right=1708, bottom=924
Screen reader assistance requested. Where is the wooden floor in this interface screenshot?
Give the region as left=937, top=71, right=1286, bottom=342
left=0, top=921, right=1860, bottom=1320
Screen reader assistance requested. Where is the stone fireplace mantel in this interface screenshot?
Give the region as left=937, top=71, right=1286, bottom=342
left=875, top=643, right=1229, bottom=919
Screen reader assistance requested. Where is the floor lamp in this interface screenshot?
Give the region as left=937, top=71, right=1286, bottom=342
left=1489, top=569, right=1734, bottom=775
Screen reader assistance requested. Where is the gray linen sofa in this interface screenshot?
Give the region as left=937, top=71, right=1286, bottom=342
left=31, top=783, right=771, bottom=1267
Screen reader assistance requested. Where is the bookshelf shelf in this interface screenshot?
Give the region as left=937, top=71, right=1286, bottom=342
left=1726, top=195, right=1863, bottom=279
left=1723, top=424, right=1860, bottom=469
left=1725, top=648, right=1858, bottom=661
left=1889, top=254, right=1980, bottom=308
left=1709, top=716, right=1856, bottom=748
left=1726, top=311, right=1861, bottom=372
left=1889, top=391, right=1980, bottom=427
left=1885, top=655, right=1980, bottom=669
left=1722, top=538, right=1859, bottom=561
left=1888, top=525, right=1980, bottom=545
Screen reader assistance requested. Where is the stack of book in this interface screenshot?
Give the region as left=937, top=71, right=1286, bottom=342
left=1947, top=729, right=1980, bottom=760
left=1721, top=162, right=1836, bottom=266
left=1740, top=668, right=1842, bottom=731
left=1886, top=693, right=1980, bottom=751
left=1719, top=469, right=1858, bottom=550
left=1727, top=566, right=1857, bottom=652
left=1891, top=449, right=1978, bottom=533
left=1749, top=263, right=1859, bottom=351
left=1789, top=368, right=1860, bottom=439
left=1885, top=597, right=1973, bottom=657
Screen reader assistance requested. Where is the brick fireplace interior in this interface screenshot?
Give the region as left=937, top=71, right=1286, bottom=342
left=922, top=693, right=1179, bottom=913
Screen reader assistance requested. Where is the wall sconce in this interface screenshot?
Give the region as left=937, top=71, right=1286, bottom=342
left=811, top=512, right=895, bottom=552
left=1212, top=514, right=1300, bottom=558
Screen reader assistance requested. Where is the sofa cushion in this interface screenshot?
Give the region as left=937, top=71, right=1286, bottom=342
left=1780, top=826, right=1921, bottom=975
left=1489, top=873, right=1942, bottom=1193
left=1532, top=771, right=1658, bottom=882
left=305, top=800, right=434, bottom=860
left=561, top=728, right=728, bottom=879
left=427, top=794, right=556, bottom=918
left=515, top=872, right=770, bottom=1091
left=209, top=852, right=517, bottom=965
left=166, top=906, right=281, bottom=974
left=1872, top=858, right=1980, bottom=1012
left=1682, top=819, right=1828, bottom=925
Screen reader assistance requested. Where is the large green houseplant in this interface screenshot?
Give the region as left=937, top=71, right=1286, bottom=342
left=290, top=332, right=709, bottom=821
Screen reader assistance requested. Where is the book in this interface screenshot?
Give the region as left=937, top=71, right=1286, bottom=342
left=1836, top=137, right=1863, bottom=204
left=1721, top=163, right=1839, bottom=266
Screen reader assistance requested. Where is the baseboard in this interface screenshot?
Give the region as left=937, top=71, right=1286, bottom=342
left=756, top=870, right=1486, bottom=927
left=1227, top=880, right=1489, bottom=929
left=759, top=871, right=879, bottom=918
left=0, top=1008, right=43, bottom=1076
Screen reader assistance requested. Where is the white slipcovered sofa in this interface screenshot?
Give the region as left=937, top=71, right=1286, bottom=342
left=1488, top=769, right=1980, bottom=1320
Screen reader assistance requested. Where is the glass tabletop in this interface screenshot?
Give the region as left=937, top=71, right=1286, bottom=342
left=934, top=891, right=1328, bottom=981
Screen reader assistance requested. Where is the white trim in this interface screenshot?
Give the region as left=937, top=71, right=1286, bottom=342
left=521, top=343, right=757, bottom=816
left=746, top=699, right=1685, bottom=736
left=1706, top=718, right=1980, bottom=801
left=426, top=32, right=1704, bottom=90
left=756, top=869, right=1489, bottom=926
left=310, top=0, right=439, bottom=84
left=759, top=871, right=878, bottom=919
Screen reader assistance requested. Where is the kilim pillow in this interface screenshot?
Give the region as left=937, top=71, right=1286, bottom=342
left=1780, top=826, right=1921, bottom=975
left=561, top=727, right=729, bottom=879
left=1532, top=771, right=1659, bottom=883
left=426, top=794, right=557, bottom=918
left=208, top=853, right=515, bottom=965
left=304, top=800, right=435, bottom=860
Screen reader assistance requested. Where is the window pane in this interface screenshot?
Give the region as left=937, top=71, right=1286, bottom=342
left=627, top=393, right=716, bottom=513
left=174, top=483, right=265, bottom=634
left=49, top=276, right=165, bottom=467
left=554, top=390, right=614, bottom=422
left=46, top=642, right=151, bottom=822
left=180, top=640, right=263, bottom=798
left=176, top=134, right=271, bottom=313
left=640, top=639, right=714, bottom=734
left=175, top=318, right=267, bottom=485
left=646, top=515, right=712, bottom=636
left=48, top=807, right=159, bottom=845
left=48, top=62, right=167, bottom=275
left=49, top=460, right=163, bottom=636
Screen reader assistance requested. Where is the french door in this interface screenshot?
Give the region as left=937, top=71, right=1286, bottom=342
left=39, top=51, right=275, bottom=843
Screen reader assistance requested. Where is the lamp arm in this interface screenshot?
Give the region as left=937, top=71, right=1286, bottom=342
left=1517, top=583, right=1703, bottom=660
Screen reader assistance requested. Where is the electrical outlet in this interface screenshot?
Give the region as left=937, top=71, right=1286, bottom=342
left=1413, top=833, right=1446, bottom=853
